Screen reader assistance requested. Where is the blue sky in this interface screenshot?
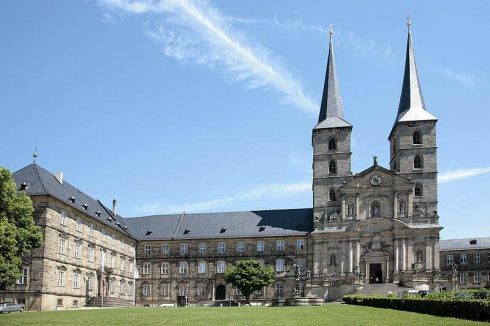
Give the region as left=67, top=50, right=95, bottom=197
left=1, top=0, right=489, bottom=239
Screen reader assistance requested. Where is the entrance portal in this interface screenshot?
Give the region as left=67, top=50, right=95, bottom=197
left=369, top=263, right=383, bottom=283
left=216, top=284, right=226, bottom=300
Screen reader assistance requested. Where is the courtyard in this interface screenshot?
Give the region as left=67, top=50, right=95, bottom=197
left=0, top=304, right=484, bottom=326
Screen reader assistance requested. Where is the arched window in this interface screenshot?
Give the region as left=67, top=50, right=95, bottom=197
left=329, top=160, right=337, bottom=174
left=328, top=137, right=337, bottom=151
left=413, top=131, right=422, bottom=145
left=399, top=201, right=406, bottom=213
left=414, top=155, right=423, bottom=169
left=329, top=188, right=337, bottom=201
left=370, top=201, right=380, bottom=217
left=414, top=183, right=423, bottom=197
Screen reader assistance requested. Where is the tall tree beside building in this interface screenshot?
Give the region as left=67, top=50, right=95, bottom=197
left=0, top=167, right=43, bottom=289
left=224, top=259, right=275, bottom=304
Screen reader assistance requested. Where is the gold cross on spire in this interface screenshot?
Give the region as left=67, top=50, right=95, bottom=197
left=329, top=24, right=333, bottom=41
left=406, top=15, right=412, bottom=31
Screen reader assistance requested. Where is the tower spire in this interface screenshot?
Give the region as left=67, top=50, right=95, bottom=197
left=315, top=25, right=351, bottom=129
left=393, top=17, right=436, bottom=124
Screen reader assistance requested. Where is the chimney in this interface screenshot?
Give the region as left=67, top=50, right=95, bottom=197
left=112, top=199, right=117, bottom=216
left=54, top=172, right=64, bottom=184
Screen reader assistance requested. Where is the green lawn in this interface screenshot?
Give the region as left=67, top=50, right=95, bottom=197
left=0, top=304, right=484, bottom=326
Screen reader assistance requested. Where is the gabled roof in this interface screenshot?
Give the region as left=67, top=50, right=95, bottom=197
left=389, top=25, right=437, bottom=138
left=13, top=164, right=133, bottom=238
left=314, top=27, right=351, bottom=130
left=125, top=208, right=313, bottom=241
left=340, top=163, right=413, bottom=190
left=440, top=237, right=490, bottom=251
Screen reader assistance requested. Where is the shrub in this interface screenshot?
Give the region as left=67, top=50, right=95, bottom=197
left=342, top=294, right=490, bottom=322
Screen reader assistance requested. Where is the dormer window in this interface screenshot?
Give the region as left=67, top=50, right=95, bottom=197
left=82, top=203, right=88, bottom=210
left=328, top=137, right=337, bottom=151
left=20, top=182, right=29, bottom=191
left=69, top=196, right=76, bottom=204
left=470, top=239, right=477, bottom=245
left=329, top=160, right=337, bottom=174
left=413, top=131, right=422, bottom=145
left=414, top=155, right=423, bottom=169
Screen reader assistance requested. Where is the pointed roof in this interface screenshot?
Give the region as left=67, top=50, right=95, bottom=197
left=314, top=26, right=351, bottom=130
left=392, top=21, right=436, bottom=130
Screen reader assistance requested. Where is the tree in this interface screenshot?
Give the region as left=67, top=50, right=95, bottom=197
left=224, top=259, right=275, bottom=304
left=0, top=167, right=43, bottom=289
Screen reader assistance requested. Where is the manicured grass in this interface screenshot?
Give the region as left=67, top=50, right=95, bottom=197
left=0, top=304, right=484, bottom=325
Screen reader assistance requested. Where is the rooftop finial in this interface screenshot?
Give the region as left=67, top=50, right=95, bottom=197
left=406, top=15, right=412, bottom=31
left=32, top=145, right=38, bottom=164
left=328, top=24, right=333, bottom=41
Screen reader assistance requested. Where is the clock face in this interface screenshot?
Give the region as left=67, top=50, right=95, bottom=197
left=370, top=174, right=383, bottom=186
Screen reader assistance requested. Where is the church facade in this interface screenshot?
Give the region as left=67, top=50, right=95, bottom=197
left=1, top=24, right=459, bottom=310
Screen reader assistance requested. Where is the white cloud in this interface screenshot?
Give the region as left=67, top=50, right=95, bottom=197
left=438, top=67, right=476, bottom=88
left=97, top=0, right=318, bottom=114
left=439, top=167, right=490, bottom=183
left=136, top=181, right=310, bottom=214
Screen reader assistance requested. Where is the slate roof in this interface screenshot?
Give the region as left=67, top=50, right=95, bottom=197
left=440, top=238, right=490, bottom=251
left=125, top=208, right=313, bottom=241
left=389, top=28, right=437, bottom=139
left=314, top=29, right=351, bottom=130
left=13, top=164, right=133, bottom=238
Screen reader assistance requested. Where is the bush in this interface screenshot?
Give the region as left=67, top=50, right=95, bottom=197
left=343, top=294, right=490, bottom=322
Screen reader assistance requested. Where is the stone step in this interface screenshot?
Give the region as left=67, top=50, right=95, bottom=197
left=354, top=283, right=412, bottom=296
left=86, top=297, right=134, bottom=308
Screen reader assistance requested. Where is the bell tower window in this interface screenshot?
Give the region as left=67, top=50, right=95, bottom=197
left=413, top=131, right=422, bottom=145
left=328, top=137, right=337, bottom=151
left=414, top=155, right=423, bottom=169
left=329, top=188, right=337, bottom=201
left=329, top=160, right=337, bottom=174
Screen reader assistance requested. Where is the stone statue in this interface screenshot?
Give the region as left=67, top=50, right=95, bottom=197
left=294, top=264, right=300, bottom=281
left=416, top=250, right=423, bottom=262
left=306, top=268, right=311, bottom=281
left=354, top=265, right=360, bottom=276
left=329, top=253, right=337, bottom=266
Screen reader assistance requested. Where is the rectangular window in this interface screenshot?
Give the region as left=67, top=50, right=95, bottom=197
left=460, top=253, right=467, bottom=263
left=102, top=230, right=107, bottom=242
left=58, top=270, right=65, bottom=287
left=17, top=267, right=28, bottom=285
left=446, top=254, right=453, bottom=265
left=236, top=287, right=242, bottom=296
left=120, top=258, right=125, bottom=272
left=160, top=283, right=169, bottom=296
left=76, top=218, right=82, bottom=232
left=60, top=210, right=68, bottom=225
left=87, top=275, right=94, bottom=291
left=162, top=244, right=169, bottom=255
left=88, top=248, right=95, bottom=262
left=217, top=261, right=226, bottom=274
left=296, top=259, right=306, bottom=272
left=179, top=261, right=188, bottom=274
left=198, top=261, right=207, bottom=274
left=296, top=239, right=305, bottom=251
left=178, top=286, right=186, bottom=296
left=218, top=242, right=226, bottom=254
left=143, top=263, right=151, bottom=275
left=59, top=238, right=66, bottom=255
left=276, top=240, right=285, bottom=251
left=74, top=243, right=81, bottom=259
left=474, top=272, right=481, bottom=283
left=110, top=280, right=115, bottom=294
left=111, top=234, right=116, bottom=246
left=475, top=253, right=481, bottom=263
left=142, top=284, right=151, bottom=297
left=199, top=242, right=207, bottom=254
left=120, top=282, right=125, bottom=297
left=180, top=243, right=188, bottom=255
left=161, top=262, right=169, bottom=275
left=89, top=224, right=94, bottom=237
left=276, top=259, right=285, bottom=272
left=111, top=255, right=116, bottom=269
left=275, top=283, right=284, bottom=295
left=73, top=272, right=80, bottom=289
left=144, top=245, right=151, bottom=255
left=460, top=272, right=467, bottom=284
left=257, top=241, right=265, bottom=252
left=236, top=241, right=245, bottom=253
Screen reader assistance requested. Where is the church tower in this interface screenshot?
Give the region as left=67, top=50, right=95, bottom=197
left=388, top=20, right=438, bottom=219
left=312, top=27, right=352, bottom=230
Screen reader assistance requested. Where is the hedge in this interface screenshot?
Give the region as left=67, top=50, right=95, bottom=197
left=343, top=295, right=490, bottom=322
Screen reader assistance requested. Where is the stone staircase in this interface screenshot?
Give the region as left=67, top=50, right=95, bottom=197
left=86, top=297, right=134, bottom=308
left=354, top=283, right=412, bottom=296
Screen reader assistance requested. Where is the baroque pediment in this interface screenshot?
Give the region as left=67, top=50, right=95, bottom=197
left=340, top=164, right=413, bottom=193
